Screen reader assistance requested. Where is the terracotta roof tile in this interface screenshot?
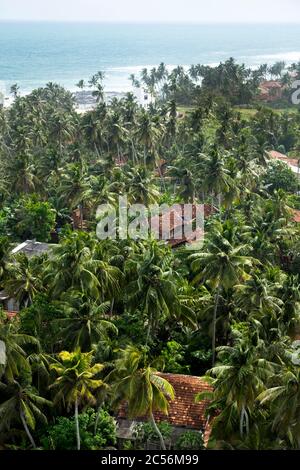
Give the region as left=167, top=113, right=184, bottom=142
left=292, top=209, right=300, bottom=223
left=268, top=150, right=299, bottom=168
left=118, top=373, right=213, bottom=431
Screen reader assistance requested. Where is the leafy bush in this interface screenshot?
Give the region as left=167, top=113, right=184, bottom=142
left=10, top=194, right=56, bottom=242
left=263, top=160, right=298, bottom=193
left=135, top=421, right=172, bottom=442
left=175, top=431, right=205, bottom=450
left=40, top=408, right=116, bottom=450
left=159, top=340, right=190, bottom=374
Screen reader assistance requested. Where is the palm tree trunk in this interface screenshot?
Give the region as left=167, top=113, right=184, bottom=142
left=110, top=298, right=114, bottom=316
left=156, top=160, right=166, bottom=191
left=94, top=406, right=101, bottom=436
left=75, top=398, right=80, bottom=450
left=94, top=143, right=101, bottom=158
left=150, top=411, right=166, bottom=450
left=20, top=409, right=36, bottom=449
left=212, top=286, right=221, bottom=366
left=145, top=310, right=153, bottom=346
left=80, top=204, right=84, bottom=230
left=240, top=406, right=249, bottom=438
left=218, top=193, right=222, bottom=212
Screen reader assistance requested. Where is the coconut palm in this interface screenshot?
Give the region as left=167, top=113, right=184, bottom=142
left=0, top=379, right=52, bottom=448
left=257, top=367, right=300, bottom=448
left=4, top=253, right=43, bottom=308
left=54, top=291, right=118, bottom=351
left=126, top=242, right=196, bottom=343
left=50, top=349, right=107, bottom=450
left=135, top=110, right=162, bottom=167
left=124, top=166, right=160, bottom=205
left=110, top=345, right=175, bottom=450
left=0, top=323, right=38, bottom=382
left=196, top=339, right=274, bottom=440
left=234, top=273, right=283, bottom=319
left=202, top=147, right=232, bottom=210
left=191, top=224, right=256, bottom=364
left=45, top=231, right=101, bottom=299
left=0, top=236, right=10, bottom=282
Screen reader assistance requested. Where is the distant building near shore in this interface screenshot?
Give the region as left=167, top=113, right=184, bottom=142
left=268, top=150, right=300, bottom=179
left=258, top=80, right=283, bottom=102
left=134, top=86, right=155, bottom=108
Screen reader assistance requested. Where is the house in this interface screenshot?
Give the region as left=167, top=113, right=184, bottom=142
left=258, top=80, right=283, bottom=102
left=134, top=86, right=155, bottom=109
left=117, top=373, right=213, bottom=448
left=0, top=240, right=51, bottom=317
left=71, top=209, right=89, bottom=230
left=10, top=239, right=51, bottom=258
left=292, top=209, right=300, bottom=223
left=268, top=150, right=300, bottom=179
left=149, top=204, right=213, bottom=249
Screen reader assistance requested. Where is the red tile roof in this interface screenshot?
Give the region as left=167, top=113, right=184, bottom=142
left=155, top=373, right=213, bottom=430
left=268, top=150, right=299, bottom=168
left=260, top=80, right=282, bottom=89
left=292, top=209, right=300, bottom=223
left=149, top=204, right=213, bottom=248
left=118, top=373, right=213, bottom=431
left=4, top=311, right=18, bottom=320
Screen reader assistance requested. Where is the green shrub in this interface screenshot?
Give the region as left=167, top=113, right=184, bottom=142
left=136, top=421, right=172, bottom=443
left=175, top=430, right=205, bottom=450
left=263, top=160, right=298, bottom=193
left=40, top=408, right=116, bottom=450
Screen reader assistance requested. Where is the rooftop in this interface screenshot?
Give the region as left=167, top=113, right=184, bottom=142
left=268, top=150, right=300, bottom=176
left=118, top=372, right=213, bottom=431
left=11, top=240, right=51, bottom=258
left=149, top=204, right=212, bottom=248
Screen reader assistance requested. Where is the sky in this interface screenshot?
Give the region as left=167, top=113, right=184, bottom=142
left=0, top=0, right=300, bottom=23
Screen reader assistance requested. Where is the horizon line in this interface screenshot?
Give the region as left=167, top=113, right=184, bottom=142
left=1, top=19, right=300, bottom=25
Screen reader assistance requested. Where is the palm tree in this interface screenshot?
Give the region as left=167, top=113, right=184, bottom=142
left=0, top=323, right=38, bottom=382
left=49, top=111, right=76, bottom=157
left=135, top=110, right=162, bottom=168
left=76, top=80, right=85, bottom=89
left=92, top=84, right=105, bottom=104
left=106, top=110, right=128, bottom=160
left=0, top=379, right=52, bottom=448
left=4, top=253, right=43, bottom=308
left=234, top=273, right=283, bottom=322
left=257, top=367, right=300, bottom=448
left=191, top=224, right=256, bottom=364
left=0, top=236, right=10, bottom=282
left=45, top=231, right=101, bottom=299
left=58, top=162, right=90, bottom=225
left=196, top=339, right=274, bottom=440
left=50, top=349, right=107, bottom=450
left=54, top=291, right=118, bottom=351
left=110, top=345, right=175, bottom=450
left=126, top=242, right=195, bottom=344
left=7, top=155, right=38, bottom=195
left=202, top=147, right=232, bottom=210
left=10, top=84, right=19, bottom=99
left=124, top=166, right=160, bottom=205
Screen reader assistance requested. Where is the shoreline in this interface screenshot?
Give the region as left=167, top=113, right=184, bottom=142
left=1, top=89, right=130, bottom=112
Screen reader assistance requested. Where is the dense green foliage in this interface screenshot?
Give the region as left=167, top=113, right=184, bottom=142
left=0, top=61, right=300, bottom=450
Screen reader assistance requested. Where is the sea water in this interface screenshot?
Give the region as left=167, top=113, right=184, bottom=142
left=0, top=22, right=299, bottom=96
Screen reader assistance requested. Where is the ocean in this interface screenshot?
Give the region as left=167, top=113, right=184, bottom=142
left=0, top=22, right=300, bottom=96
